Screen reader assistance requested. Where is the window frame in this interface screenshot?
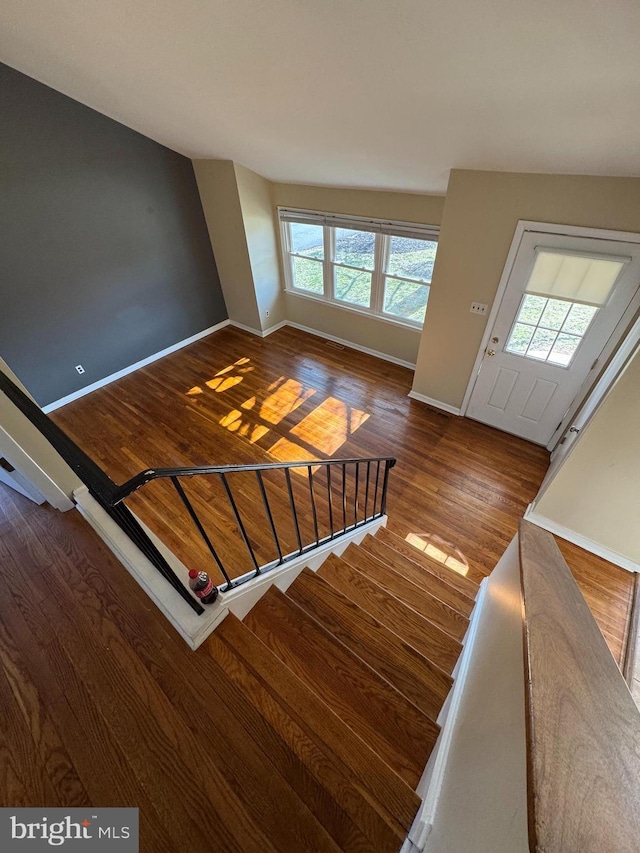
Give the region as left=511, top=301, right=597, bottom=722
left=279, top=207, right=439, bottom=329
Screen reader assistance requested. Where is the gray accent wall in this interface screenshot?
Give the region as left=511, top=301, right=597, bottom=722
left=0, top=62, right=227, bottom=407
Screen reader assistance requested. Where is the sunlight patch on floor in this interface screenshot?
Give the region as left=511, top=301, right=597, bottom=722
left=405, top=532, right=469, bottom=576
left=290, top=397, right=369, bottom=455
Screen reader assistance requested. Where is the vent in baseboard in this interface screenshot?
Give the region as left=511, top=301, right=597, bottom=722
left=325, top=340, right=345, bottom=350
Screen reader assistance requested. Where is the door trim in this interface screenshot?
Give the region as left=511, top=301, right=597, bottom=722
left=460, top=220, right=640, bottom=446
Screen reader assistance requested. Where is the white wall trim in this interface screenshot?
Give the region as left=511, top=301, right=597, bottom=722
left=407, top=390, right=461, bottom=416
left=42, top=320, right=231, bottom=412
left=228, top=319, right=288, bottom=338
left=459, top=220, right=640, bottom=418
left=408, top=578, right=489, bottom=849
left=286, top=320, right=416, bottom=370
left=524, top=509, right=640, bottom=574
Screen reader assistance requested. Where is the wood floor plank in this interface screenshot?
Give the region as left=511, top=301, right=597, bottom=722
left=38, top=535, right=343, bottom=853
left=375, top=527, right=479, bottom=599
left=317, top=554, right=462, bottom=673
left=288, top=568, right=452, bottom=720
left=47, top=324, right=631, bottom=656
left=245, top=586, right=432, bottom=789
left=217, top=613, right=417, bottom=837
left=341, top=543, right=469, bottom=641
left=204, top=631, right=399, bottom=853
left=358, top=536, right=475, bottom=615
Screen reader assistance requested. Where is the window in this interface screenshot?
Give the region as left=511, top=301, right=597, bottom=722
left=505, top=294, right=598, bottom=367
left=280, top=208, right=438, bottom=327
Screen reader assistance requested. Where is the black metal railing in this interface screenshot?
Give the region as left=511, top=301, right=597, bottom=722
left=110, top=456, right=396, bottom=592
left=0, top=370, right=396, bottom=609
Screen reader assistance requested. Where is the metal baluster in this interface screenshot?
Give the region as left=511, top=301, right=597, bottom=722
left=285, top=468, right=303, bottom=555
left=256, top=470, right=284, bottom=564
left=308, top=466, right=320, bottom=545
left=219, top=473, right=260, bottom=574
left=341, top=463, right=347, bottom=532
left=353, top=461, right=359, bottom=526
left=373, top=459, right=381, bottom=517
left=381, top=460, right=392, bottom=515
left=326, top=464, right=335, bottom=538
left=170, top=476, right=233, bottom=589
left=364, top=460, right=371, bottom=521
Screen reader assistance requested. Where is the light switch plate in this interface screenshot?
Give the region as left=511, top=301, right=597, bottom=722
left=470, top=302, right=488, bottom=315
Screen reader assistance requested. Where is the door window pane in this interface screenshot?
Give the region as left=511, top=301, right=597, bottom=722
left=335, top=267, right=372, bottom=307
left=562, top=303, right=598, bottom=335
left=290, top=223, right=324, bottom=259
left=505, top=323, right=535, bottom=355
left=505, top=294, right=599, bottom=367
left=292, top=257, right=324, bottom=294
left=335, top=228, right=375, bottom=270
left=387, top=236, right=437, bottom=282
left=539, top=299, right=571, bottom=330
left=527, top=328, right=557, bottom=360
left=518, top=294, right=546, bottom=325
left=383, top=278, right=429, bottom=322
left=548, top=334, right=582, bottom=366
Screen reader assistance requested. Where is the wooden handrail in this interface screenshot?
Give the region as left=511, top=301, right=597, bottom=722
left=519, top=520, right=640, bottom=853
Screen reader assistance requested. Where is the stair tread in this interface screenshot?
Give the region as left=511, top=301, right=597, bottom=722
left=376, top=528, right=479, bottom=599
left=205, top=627, right=401, bottom=852
left=218, top=612, right=419, bottom=836
left=341, top=544, right=469, bottom=642
left=360, top=536, right=474, bottom=616
left=318, top=554, right=462, bottom=674
left=289, top=568, right=451, bottom=720
left=244, top=586, right=432, bottom=790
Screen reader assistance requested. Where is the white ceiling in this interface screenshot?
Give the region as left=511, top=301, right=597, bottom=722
left=2, top=0, right=640, bottom=193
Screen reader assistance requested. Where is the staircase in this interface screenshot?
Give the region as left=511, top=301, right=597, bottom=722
left=204, top=526, right=479, bottom=852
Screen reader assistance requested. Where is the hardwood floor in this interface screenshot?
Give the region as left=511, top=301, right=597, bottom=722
left=0, top=325, right=635, bottom=847
left=49, top=324, right=633, bottom=663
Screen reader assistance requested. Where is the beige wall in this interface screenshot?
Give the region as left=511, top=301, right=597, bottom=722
left=234, top=164, right=285, bottom=330
left=271, top=181, right=445, bottom=365
left=270, top=182, right=445, bottom=225
left=534, top=347, right=640, bottom=565
left=413, top=170, right=640, bottom=408
left=193, top=159, right=261, bottom=330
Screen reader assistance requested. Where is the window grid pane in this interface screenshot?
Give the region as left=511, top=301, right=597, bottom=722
left=386, top=236, right=437, bottom=282
left=383, top=277, right=429, bottom=323
left=505, top=294, right=598, bottom=366
left=334, top=228, right=375, bottom=270
left=292, top=256, right=324, bottom=295
left=334, top=267, right=372, bottom=308
left=290, top=223, right=324, bottom=259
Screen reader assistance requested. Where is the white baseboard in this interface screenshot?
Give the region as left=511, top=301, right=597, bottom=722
left=408, top=390, right=461, bottom=416
left=42, top=320, right=231, bottom=412
left=524, top=509, right=640, bottom=573
left=285, top=321, right=416, bottom=370
left=227, top=319, right=288, bottom=338
left=42, top=315, right=415, bottom=415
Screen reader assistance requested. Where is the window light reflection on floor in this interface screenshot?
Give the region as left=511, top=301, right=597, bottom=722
left=185, top=358, right=372, bottom=467
left=405, top=532, right=469, bottom=576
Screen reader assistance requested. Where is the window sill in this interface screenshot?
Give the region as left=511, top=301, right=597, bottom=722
left=284, top=289, right=424, bottom=333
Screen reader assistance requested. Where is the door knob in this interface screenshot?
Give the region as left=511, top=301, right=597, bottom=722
left=486, top=349, right=496, bottom=357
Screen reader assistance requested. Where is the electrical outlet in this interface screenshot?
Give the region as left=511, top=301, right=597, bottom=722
left=265, top=310, right=270, bottom=318
left=470, top=302, right=488, bottom=315
left=75, top=364, right=85, bottom=375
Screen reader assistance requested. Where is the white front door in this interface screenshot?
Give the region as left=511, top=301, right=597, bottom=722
left=466, top=230, right=640, bottom=445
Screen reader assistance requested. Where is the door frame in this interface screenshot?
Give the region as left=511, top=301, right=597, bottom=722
left=460, top=220, right=640, bottom=450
